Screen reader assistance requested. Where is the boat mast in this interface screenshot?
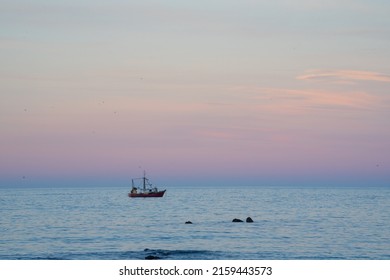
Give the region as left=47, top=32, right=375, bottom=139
left=143, top=170, right=146, bottom=191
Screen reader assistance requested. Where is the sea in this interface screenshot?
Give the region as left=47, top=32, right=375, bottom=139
left=0, top=185, right=389, bottom=260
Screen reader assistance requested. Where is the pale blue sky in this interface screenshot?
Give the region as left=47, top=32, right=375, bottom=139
left=1, top=0, right=390, bottom=187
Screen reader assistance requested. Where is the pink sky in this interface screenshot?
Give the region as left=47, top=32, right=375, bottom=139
left=1, top=1, right=389, bottom=187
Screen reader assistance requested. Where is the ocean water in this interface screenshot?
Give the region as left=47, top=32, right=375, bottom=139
left=0, top=185, right=389, bottom=260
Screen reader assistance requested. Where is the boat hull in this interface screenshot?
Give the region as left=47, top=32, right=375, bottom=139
left=128, top=190, right=166, bottom=198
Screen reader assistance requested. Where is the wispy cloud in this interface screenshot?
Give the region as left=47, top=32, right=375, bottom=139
left=231, top=86, right=378, bottom=112
left=297, top=69, right=390, bottom=83
left=264, top=88, right=376, bottom=110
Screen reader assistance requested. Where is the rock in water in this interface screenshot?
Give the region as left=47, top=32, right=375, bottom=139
left=185, top=221, right=193, bottom=224
left=232, top=218, right=243, bottom=222
left=246, top=217, right=254, bottom=223
left=145, top=255, right=160, bottom=260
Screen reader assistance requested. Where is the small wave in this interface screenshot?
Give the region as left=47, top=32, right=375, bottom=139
left=141, top=249, right=232, bottom=260
left=4, top=249, right=241, bottom=260
left=3, top=249, right=388, bottom=260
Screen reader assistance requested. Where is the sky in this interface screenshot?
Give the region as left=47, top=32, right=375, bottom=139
left=1, top=0, right=390, bottom=187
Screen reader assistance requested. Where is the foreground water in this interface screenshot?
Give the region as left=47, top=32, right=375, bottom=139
left=0, top=186, right=389, bottom=259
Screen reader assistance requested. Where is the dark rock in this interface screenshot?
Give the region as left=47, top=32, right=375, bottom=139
left=246, top=217, right=254, bottom=223
left=232, top=218, right=244, bottom=222
left=185, top=221, right=193, bottom=224
left=145, top=255, right=160, bottom=260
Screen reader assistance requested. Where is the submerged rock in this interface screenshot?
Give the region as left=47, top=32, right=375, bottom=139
left=145, top=255, right=160, bottom=260
left=232, top=218, right=243, bottom=222
left=246, top=217, right=254, bottom=223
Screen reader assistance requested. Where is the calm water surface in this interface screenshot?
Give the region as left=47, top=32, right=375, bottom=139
left=1, top=186, right=389, bottom=259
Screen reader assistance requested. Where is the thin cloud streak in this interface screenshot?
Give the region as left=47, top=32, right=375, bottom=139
left=297, top=69, right=390, bottom=83
left=232, top=86, right=378, bottom=112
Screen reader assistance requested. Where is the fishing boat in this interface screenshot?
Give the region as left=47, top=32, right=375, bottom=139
left=128, top=172, right=166, bottom=198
